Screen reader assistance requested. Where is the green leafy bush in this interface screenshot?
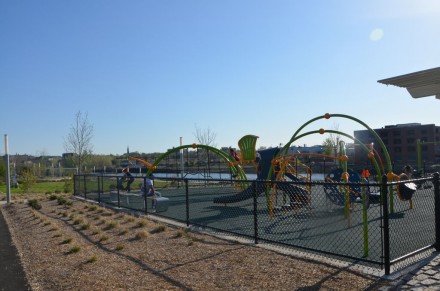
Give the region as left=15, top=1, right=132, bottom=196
left=28, top=199, right=42, bottom=210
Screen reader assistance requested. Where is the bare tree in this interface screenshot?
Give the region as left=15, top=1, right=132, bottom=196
left=322, top=122, right=341, bottom=157
left=64, top=111, right=94, bottom=174
left=193, top=124, right=217, bottom=147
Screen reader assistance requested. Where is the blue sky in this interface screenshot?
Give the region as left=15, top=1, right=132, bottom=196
left=1, top=0, right=439, bottom=156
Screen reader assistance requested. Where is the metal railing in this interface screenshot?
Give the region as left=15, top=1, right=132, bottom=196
left=73, top=172, right=440, bottom=274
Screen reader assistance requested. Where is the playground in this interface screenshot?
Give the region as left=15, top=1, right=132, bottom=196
left=74, top=113, right=440, bottom=274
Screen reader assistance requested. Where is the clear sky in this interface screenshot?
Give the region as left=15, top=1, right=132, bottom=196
left=1, top=0, right=439, bottom=156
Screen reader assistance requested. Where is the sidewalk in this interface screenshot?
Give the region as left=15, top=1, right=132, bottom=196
left=0, top=202, right=31, bottom=291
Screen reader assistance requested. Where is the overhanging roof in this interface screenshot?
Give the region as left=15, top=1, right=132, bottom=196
left=378, top=67, right=440, bottom=99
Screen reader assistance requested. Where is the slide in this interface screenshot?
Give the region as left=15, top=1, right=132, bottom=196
left=276, top=181, right=310, bottom=207
left=213, top=182, right=266, bottom=204
left=284, top=172, right=303, bottom=182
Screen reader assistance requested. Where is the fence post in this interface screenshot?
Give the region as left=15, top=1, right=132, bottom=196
left=97, top=175, right=101, bottom=203
left=434, top=173, right=440, bottom=252
left=381, top=174, right=391, bottom=275
left=83, top=175, right=87, bottom=200
left=253, top=181, right=258, bottom=244
left=73, top=175, right=77, bottom=196
left=117, top=177, right=121, bottom=208
left=143, top=177, right=148, bottom=214
left=185, top=179, right=189, bottom=227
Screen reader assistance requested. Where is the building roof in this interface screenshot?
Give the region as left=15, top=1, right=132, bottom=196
left=377, top=67, right=440, bottom=99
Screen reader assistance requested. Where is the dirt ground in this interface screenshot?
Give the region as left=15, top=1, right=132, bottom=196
left=0, top=194, right=393, bottom=290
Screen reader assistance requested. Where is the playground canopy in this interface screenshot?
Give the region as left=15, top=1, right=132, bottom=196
left=378, top=67, right=440, bottom=100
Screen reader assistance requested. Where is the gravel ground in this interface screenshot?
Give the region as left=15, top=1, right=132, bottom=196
left=1, top=194, right=393, bottom=290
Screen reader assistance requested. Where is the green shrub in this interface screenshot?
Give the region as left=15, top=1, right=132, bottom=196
left=61, top=238, right=72, bottom=244
left=69, top=246, right=81, bottom=253
left=28, top=199, right=42, bottom=210
left=57, top=197, right=67, bottom=205
left=86, top=256, right=97, bottom=263
left=19, top=168, right=36, bottom=192
left=63, top=178, right=73, bottom=193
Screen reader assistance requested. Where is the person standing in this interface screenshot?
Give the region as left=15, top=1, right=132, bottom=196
left=122, top=168, right=135, bottom=192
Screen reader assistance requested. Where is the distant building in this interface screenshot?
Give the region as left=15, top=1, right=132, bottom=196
left=289, top=145, right=323, bottom=154
left=354, top=123, right=440, bottom=171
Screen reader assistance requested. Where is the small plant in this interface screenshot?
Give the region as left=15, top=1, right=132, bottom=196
left=63, top=178, right=73, bottom=193
left=86, top=256, right=97, bottom=263
left=43, top=221, right=51, bottom=226
left=73, top=218, right=83, bottom=225
left=104, top=221, right=118, bottom=230
left=49, top=194, right=58, bottom=200
left=54, top=190, right=62, bottom=194
left=150, top=225, right=166, bottom=234
left=80, top=223, right=91, bottom=230
left=99, top=235, right=109, bottom=242
left=69, top=246, right=81, bottom=253
left=57, top=196, right=67, bottom=205
left=136, top=220, right=147, bottom=228
left=28, top=199, right=42, bottom=210
left=61, top=238, right=72, bottom=244
left=135, top=231, right=148, bottom=240
left=91, top=229, right=101, bottom=235
left=118, top=229, right=128, bottom=236
left=49, top=226, right=58, bottom=232
left=115, top=244, right=124, bottom=251
left=89, top=205, right=97, bottom=211
left=174, top=230, right=184, bottom=238
left=62, top=212, right=68, bottom=217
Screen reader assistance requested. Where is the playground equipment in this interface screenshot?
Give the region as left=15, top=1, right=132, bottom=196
left=270, top=113, right=417, bottom=213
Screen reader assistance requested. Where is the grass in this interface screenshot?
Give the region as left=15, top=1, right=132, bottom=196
left=69, top=246, right=81, bottom=253
left=135, top=231, right=148, bottom=240
left=61, top=238, right=73, bottom=244
left=86, top=256, right=98, bottom=263
left=0, top=181, right=66, bottom=194
left=150, top=225, right=166, bottom=234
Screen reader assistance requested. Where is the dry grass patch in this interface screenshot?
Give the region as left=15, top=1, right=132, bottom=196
left=134, top=230, right=148, bottom=240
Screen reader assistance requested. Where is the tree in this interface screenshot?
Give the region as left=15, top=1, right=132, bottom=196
left=64, top=111, right=94, bottom=174
left=322, top=122, right=341, bottom=157
left=193, top=124, right=217, bottom=147
left=18, top=167, right=36, bottom=193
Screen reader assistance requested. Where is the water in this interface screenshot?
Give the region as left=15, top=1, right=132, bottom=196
left=150, top=172, right=326, bottom=181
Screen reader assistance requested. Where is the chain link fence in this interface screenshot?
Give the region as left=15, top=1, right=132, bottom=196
left=74, top=172, right=440, bottom=274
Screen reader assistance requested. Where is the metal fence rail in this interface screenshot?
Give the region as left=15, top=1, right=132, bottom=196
left=73, top=172, right=440, bottom=274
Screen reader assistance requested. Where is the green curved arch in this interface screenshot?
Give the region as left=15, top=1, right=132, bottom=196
left=281, top=113, right=392, bottom=175
left=268, top=130, right=382, bottom=182
left=266, top=129, right=382, bottom=210
left=145, top=144, right=247, bottom=181
left=280, top=113, right=395, bottom=212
